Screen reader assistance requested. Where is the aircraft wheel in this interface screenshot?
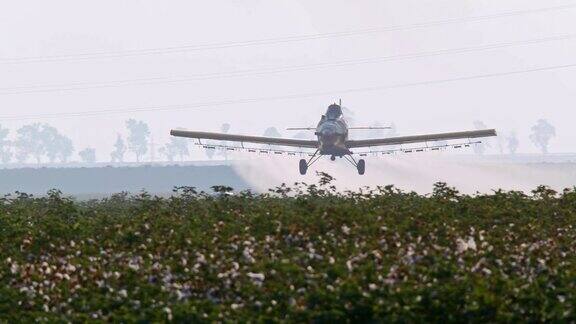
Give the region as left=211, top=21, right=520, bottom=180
left=357, top=159, right=366, bottom=175
left=299, top=159, right=308, bottom=175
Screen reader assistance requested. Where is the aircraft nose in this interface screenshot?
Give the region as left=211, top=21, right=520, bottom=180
left=321, top=128, right=335, bottom=136
left=320, top=128, right=338, bottom=145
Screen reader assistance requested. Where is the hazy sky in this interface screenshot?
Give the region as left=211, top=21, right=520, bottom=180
left=1, top=0, right=576, bottom=161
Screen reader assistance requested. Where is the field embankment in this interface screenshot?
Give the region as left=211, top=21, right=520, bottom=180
left=0, top=165, right=248, bottom=198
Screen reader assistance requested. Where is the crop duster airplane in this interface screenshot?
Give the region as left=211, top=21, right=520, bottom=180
left=171, top=103, right=497, bottom=175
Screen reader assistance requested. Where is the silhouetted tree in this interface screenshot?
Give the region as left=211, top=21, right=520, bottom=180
left=159, top=143, right=178, bottom=162
left=221, top=123, right=231, bottom=134
left=79, top=148, right=96, bottom=163
left=42, top=125, right=60, bottom=163
left=507, top=132, right=520, bottom=155
left=15, top=123, right=45, bottom=164
left=126, top=119, right=150, bottom=162
left=159, top=131, right=190, bottom=162
left=111, top=134, right=127, bottom=163
left=173, top=137, right=189, bottom=161
left=0, top=125, right=11, bottom=164
left=42, top=125, right=74, bottom=163
left=56, top=135, right=74, bottom=163
left=530, top=119, right=555, bottom=154
left=263, top=127, right=282, bottom=138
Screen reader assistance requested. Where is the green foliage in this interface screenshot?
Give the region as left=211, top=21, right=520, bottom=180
left=0, top=177, right=575, bottom=322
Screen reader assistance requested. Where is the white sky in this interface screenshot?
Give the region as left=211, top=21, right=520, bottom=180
left=1, top=0, right=576, bottom=161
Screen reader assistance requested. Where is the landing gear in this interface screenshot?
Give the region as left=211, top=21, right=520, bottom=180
left=357, top=159, right=365, bottom=175
left=298, top=151, right=366, bottom=175
left=344, top=155, right=366, bottom=175
left=299, top=159, right=308, bottom=175
left=299, top=150, right=321, bottom=175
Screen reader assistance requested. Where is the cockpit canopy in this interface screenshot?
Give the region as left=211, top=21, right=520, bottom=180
left=326, top=104, right=343, bottom=120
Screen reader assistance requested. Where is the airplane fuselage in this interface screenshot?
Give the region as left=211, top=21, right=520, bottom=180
left=315, top=104, right=352, bottom=156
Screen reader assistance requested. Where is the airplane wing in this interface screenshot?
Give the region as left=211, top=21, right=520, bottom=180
left=346, top=129, right=497, bottom=148
left=170, top=130, right=318, bottom=148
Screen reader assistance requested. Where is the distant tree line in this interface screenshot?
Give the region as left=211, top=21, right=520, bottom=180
left=471, top=119, right=555, bottom=155
left=0, top=123, right=74, bottom=164
left=0, top=118, right=561, bottom=166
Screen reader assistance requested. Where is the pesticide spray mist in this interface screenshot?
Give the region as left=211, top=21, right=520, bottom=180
left=232, top=154, right=572, bottom=194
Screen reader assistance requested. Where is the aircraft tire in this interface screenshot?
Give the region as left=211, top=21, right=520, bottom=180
left=299, top=159, right=308, bottom=175
left=357, top=159, right=366, bottom=175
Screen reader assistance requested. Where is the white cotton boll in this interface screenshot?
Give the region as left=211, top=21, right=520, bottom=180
left=456, top=238, right=468, bottom=254
left=346, top=260, right=354, bottom=272
left=176, top=290, right=186, bottom=301
left=243, top=248, right=256, bottom=264
left=128, top=263, right=140, bottom=271
left=10, top=263, right=19, bottom=274
left=341, top=225, right=351, bottom=235
left=196, top=253, right=206, bottom=264
left=467, top=237, right=477, bottom=251
left=164, top=307, right=173, bottom=321
left=247, top=272, right=265, bottom=282
left=118, top=289, right=128, bottom=298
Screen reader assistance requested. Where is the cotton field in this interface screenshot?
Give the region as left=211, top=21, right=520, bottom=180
left=0, top=175, right=575, bottom=322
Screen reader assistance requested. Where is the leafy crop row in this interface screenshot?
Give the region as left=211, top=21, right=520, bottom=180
left=0, top=173, right=575, bottom=322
